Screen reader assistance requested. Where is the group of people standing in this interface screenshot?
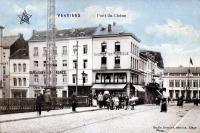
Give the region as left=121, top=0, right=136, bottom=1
left=88, top=92, right=137, bottom=110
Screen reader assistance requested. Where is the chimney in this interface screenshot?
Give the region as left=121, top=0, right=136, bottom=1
left=113, top=22, right=116, bottom=26
left=108, top=24, right=112, bottom=32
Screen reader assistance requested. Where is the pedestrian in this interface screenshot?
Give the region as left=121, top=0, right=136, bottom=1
left=129, top=95, right=136, bottom=110
left=160, top=97, right=167, bottom=112
left=113, top=96, right=120, bottom=110
left=44, top=90, right=52, bottom=112
left=36, top=93, right=44, bottom=116
left=71, top=92, right=78, bottom=112
left=88, top=92, right=93, bottom=107
left=97, top=92, right=103, bottom=108
left=92, top=93, right=98, bottom=107
left=125, top=96, right=129, bottom=110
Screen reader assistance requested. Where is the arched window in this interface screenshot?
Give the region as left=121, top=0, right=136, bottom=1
left=23, top=64, right=26, bottom=72
left=13, top=64, right=17, bottom=72
left=18, top=64, right=21, bottom=72
left=23, top=78, right=26, bottom=86
left=13, top=78, right=17, bottom=86
left=18, top=78, right=22, bottom=86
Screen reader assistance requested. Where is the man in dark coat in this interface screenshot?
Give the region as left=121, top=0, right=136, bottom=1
left=44, top=90, right=52, bottom=112
left=71, top=93, right=78, bottom=112
left=36, top=93, right=44, bottom=116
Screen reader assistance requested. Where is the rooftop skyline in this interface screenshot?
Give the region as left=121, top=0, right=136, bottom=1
left=0, top=0, right=200, bottom=67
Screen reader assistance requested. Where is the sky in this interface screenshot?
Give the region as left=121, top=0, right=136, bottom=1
left=0, top=0, right=200, bottom=67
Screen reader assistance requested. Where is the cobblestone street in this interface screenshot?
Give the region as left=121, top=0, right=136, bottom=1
left=0, top=103, right=199, bottom=133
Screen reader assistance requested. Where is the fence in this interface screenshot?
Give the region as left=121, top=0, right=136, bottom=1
left=0, top=96, right=88, bottom=114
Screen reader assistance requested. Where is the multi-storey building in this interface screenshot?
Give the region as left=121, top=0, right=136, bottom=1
left=1, top=33, right=26, bottom=98
left=163, top=67, right=200, bottom=100
left=92, top=23, right=142, bottom=96
left=0, top=26, right=3, bottom=98
left=28, top=28, right=96, bottom=97
left=9, top=48, right=30, bottom=98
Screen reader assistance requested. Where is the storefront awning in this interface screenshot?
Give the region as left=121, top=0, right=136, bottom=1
left=92, top=84, right=126, bottom=90
left=133, top=85, right=145, bottom=92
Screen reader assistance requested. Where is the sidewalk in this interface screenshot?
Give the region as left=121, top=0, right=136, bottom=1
left=0, top=106, right=100, bottom=123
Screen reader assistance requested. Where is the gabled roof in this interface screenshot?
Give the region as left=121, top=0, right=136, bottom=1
left=164, top=67, right=200, bottom=74
left=29, top=27, right=97, bottom=42
left=10, top=48, right=29, bottom=59
left=2, top=35, right=21, bottom=48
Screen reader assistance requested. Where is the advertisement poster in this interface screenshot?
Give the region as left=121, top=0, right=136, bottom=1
left=0, top=0, right=200, bottom=132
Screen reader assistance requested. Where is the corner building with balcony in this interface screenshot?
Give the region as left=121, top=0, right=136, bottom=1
left=92, top=23, right=142, bottom=97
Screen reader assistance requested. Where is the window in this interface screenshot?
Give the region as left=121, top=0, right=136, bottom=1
left=3, top=66, right=5, bottom=74
left=14, top=78, right=17, bottom=86
left=101, top=42, right=107, bottom=52
left=34, top=75, right=38, bottom=84
left=83, top=59, right=87, bottom=69
left=18, top=78, right=22, bottom=86
left=53, top=46, right=57, bottom=55
left=14, top=64, right=17, bottom=72
left=63, top=60, right=67, bottom=67
left=181, top=80, right=186, bottom=87
left=115, top=41, right=120, bottom=52
left=23, top=64, right=26, bottom=72
left=73, top=45, right=77, bottom=55
left=34, top=61, right=38, bottom=67
left=193, top=80, right=198, bottom=87
left=72, top=74, right=76, bottom=83
left=34, top=47, right=38, bottom=56
left=44, top=75, right=46, bottom=85
left=175, top=80, right=180, bottom=87
left=73, top=60, right=77, bottom=69
left=83, top=74, right=88, bottom=84
left=53, top=60, right=57, bottom=67
left=63, top=75, right=67, bottom=83
left=83, top=45, right=88, bottom=54
left=18, top=64, right=21, bottom=72
left=23, top=78, right=26, bottom=86
left=115, top=56, right=120, bottom=64
left=43, top=61, right=46, bottom=67
left=62, top=46, right=67, bottom=55
left=101, top=57, right=107, bottom=65
left=169, top=80, right=174, bottom=87
left=43, top=47, right=47, bottom=56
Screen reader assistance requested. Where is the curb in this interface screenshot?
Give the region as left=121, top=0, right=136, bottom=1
left=0, top=108, right=101, bottom=123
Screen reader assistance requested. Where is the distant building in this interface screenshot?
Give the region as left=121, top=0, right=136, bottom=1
left=9, top=48, right=29, bottom=98
left=163, top=67, right=200, bottom=100
left=1, top=33, right=26, bottom=98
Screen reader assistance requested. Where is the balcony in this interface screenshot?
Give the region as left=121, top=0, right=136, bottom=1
left=100, top=64, right=107, bottom=69
left=114, top=64, right=120, bottom=68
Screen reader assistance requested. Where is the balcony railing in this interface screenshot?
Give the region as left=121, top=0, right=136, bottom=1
left=100, top=64, right=107, bottom=69
left=114, top=64, right=120, bottom=68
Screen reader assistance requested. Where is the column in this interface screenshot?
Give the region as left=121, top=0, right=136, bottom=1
left=173, top=90, right=176, bottom=99
left=191, top=90, right=193, bottom=99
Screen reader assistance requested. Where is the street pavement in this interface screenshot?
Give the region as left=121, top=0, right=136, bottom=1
left=0, top=103, right=199, bottom=133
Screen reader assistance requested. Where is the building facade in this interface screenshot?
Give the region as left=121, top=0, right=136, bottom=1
left=9, top=48, right=30, bottom=98
left=92, top=23, right=142, bottom=97
left=163, top=67, right=200, bottom=100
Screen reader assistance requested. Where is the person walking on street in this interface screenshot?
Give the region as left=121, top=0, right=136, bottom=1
left=125, top=96, right=129, bottom=110
left=88, top=93, right=93, bottom=107
left=36, top=93, right=44, bottom=116
left=97, top=92, right=103, bottom=108
left=71, top=92, right=78, bottom=112
left=44, top=90, right=52, bottom=112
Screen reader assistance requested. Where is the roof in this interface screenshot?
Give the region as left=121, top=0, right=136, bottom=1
left=140, top=50, right=164, bottom=68
left=29, top=27, right=98, bottom=42
left=164, top=67, right=200, bottom=74
left=91, top=84, right=126, bottom=90
left=2, top=35, right=20, bottom=48
left=10, top=48, right=29, bottom=59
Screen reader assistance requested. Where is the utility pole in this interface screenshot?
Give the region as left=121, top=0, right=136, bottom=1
left=46, top=0, right=56, bottom=96
left=76, top=41, right=78, bottom=96
left=0, top=26, right=4, bottom=98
